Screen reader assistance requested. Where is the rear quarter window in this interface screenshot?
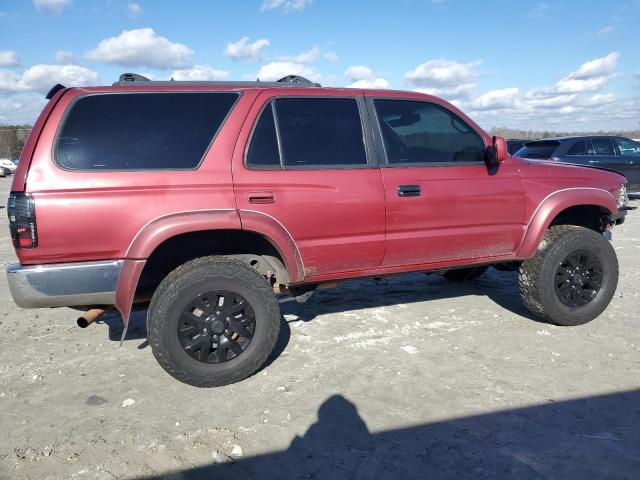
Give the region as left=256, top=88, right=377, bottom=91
left=55, top=92, right=239, bottom=170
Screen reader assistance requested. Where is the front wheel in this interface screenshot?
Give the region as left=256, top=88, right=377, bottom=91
left=519, top=225, right=618, bottom=326
left=147, top=257, right=281, bottom=387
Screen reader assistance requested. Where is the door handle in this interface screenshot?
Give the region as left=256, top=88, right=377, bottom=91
left=397, top=185, right=421, bottom=197
left=589, top=160, right=599, bottom=164
left=248, top=192, right=275, bottom=204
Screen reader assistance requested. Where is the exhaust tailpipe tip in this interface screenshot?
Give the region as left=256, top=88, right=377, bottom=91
left=77, top=308, right=107, bottom=328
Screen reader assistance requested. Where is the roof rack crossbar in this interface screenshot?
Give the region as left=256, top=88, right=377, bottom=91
left=112, top=72, right=321, bottom=88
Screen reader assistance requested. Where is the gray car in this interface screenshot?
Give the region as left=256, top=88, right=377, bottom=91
left=514, top=136, right=640, bottom=191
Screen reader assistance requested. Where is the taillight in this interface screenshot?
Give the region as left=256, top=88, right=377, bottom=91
left=7, top=193, right=37, bottom=249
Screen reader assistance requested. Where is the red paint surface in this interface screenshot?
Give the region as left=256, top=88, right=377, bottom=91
left=10, top=84, right=626, bottom=320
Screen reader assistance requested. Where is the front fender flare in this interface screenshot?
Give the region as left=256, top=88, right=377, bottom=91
left=515, top=188, right=617, bottom=259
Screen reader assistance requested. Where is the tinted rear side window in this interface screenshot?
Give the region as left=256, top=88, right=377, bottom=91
left=567, top=140, right=586, bottom=155
left=246, top=103, right=280, bottom=167
left=56, top=92, right=239, bottom=170
left=276, top=97, right=366, bottom=167
left=514, top=141, right=560, bottom=159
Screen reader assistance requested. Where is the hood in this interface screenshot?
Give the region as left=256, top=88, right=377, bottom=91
left=512, top=155, right=626, bottom=196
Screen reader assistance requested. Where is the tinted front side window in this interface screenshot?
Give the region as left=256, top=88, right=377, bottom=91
left=374, top=100, right=485, bottom=164
left=56, top=92, right=238, bottom=170
left=591, top=138, right=615, bottom=156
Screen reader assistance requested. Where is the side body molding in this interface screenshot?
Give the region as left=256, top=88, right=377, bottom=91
left=515, top=188, right=617, bottom=259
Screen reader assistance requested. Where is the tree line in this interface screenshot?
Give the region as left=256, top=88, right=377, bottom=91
left=0, top=125, right=32, bottom=159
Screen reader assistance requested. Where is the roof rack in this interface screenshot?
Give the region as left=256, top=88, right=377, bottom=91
left=112, top=73, right=321, bottom=88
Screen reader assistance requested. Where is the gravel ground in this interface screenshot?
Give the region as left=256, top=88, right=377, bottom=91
left=0, top=176, right=639, bottom=480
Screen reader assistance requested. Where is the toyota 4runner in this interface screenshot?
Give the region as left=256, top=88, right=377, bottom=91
left=6, top=74, right=631, bottom=387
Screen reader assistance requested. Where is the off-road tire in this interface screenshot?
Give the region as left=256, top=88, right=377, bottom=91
left=518, top=225, right=618, bottom=326
left=442, top=266, right=489, bottom=282
left=147, top=256, right=280, bottom=387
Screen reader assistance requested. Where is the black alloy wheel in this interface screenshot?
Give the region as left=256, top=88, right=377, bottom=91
left=554, top=250, right=603, bottom=308
left=178, top=291, right=256, bottom=364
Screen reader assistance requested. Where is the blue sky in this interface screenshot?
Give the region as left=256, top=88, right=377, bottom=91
left=0, top=0, right=639, bottom=130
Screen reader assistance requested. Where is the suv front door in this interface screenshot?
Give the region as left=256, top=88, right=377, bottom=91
left=233, top=91, right=386, bottom=278
left=367, top=96, right=525, bottom=266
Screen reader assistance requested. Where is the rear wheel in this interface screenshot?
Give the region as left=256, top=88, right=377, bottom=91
left=519, top=225, right=618, bottom=326
left=147, top=257, right=280, bottom=387
left=442, top=266, right=489, bottom=282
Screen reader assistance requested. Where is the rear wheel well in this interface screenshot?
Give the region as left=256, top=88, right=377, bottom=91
left=136, top=230, right=289, bottom=300
left=549, top=205, right=610, bottom=233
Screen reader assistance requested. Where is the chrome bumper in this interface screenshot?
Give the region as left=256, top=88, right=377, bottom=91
left=6, top=260, right=123, bottom=308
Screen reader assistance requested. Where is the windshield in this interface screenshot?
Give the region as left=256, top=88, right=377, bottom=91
left=514, top=141, right=560, bottom=159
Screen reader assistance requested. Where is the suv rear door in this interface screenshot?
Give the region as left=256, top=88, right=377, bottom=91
left=588, top=137, right=631, bottom=179
left=367, top=95, right=525, bottom=266
left=232, top=90, right=386, bottom=278
left=612, top=137, right=640, bottom=189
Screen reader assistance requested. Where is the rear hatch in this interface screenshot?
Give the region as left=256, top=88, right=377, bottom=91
left=513, top=140, right=561, bottom=159
left=10, top=87, right=67, bottom=193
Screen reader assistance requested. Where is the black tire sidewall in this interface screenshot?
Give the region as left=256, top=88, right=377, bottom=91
left=148, top=258, right=280, bottom=386
left=537, top=230, right=618, bottom=326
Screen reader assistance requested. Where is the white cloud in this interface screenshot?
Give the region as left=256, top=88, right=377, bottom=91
left=170, top=66, right=229, bottom=81
left=86, top=28, right=193, bottom=69
left=470, top=87, right=520, bottom=110
left=344, top=64, right=389, bottom=89
left=223, top=37, right=270, bottom=63
left=570, top=51, right=619, bottom=80
left=33, top=0, right=71, bottom=14
left=280, top=47, right=321, bottom=64
left=0, top=95, right=47, bottom=124
left=0, top=51, right=20, bottom=67
left=0, top=64, right=98, bottom=94
left=344, top=65, right=373, bottom=81
left=127, top=3, right=142, bottom=17
left=596, top=25, right=614, bottom=36
left=256, top=61, right=318, bottom=82
left=530, top=2, right=552, bottom=17
left=405, top=59, right=481, bottom=100
left=55, top=50, right=75, bottom=64
left=324, top=51, right=339, bottom=62
left=415, top=83, right=475, bottom=100
left=261, top=0, right=312, bottom=13
left=348, top=78, right=390, bottom=89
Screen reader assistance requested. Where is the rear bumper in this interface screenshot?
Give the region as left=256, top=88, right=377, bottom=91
left=6, top=260, right=123, bottom=308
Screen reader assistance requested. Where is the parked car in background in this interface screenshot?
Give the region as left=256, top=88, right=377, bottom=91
left=507, top=139, right=528, bottom=154
left=514, top=136, right=640, bottom=191
left=0, top=159, right=17, bottom=174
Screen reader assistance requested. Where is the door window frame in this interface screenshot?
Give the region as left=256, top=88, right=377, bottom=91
left=365, top=97, right=488, bottom=168
left=243, top=94, right=378, bottom=170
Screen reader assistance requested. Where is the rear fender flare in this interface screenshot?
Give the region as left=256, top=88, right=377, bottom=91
left=115, top=209, right=303, bottom=325
left=516, top=188, right=616, bottom=258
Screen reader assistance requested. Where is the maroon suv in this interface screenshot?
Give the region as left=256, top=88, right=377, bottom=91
left=6, top=74, right=630, bottom=387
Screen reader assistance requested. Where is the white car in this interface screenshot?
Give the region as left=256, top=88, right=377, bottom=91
left=0, top=159, right=17, bottom=174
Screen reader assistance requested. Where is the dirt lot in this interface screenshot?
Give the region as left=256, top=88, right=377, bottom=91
left=0, top=176, right=639, bottom=479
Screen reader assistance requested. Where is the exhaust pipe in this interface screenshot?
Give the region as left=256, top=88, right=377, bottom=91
left=77, top=308, right=107, bottom=328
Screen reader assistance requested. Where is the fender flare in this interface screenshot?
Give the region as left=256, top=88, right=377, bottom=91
left=515, top=187, right=617, bottom=259
left=114, top=208, right=304, bottom=326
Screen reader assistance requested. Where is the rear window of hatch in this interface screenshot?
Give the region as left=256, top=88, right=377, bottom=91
left=54, top=92, right=240, bottom=170
left=514, top=141, right=561, bottom=159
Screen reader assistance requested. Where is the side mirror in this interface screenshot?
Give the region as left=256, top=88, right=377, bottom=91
left=486, top=135, right=508, bottom=166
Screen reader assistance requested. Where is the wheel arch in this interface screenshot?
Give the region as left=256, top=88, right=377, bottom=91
left=516, top=188, right=617, bottom=259
left=114, top=209, right=303, bottom=326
